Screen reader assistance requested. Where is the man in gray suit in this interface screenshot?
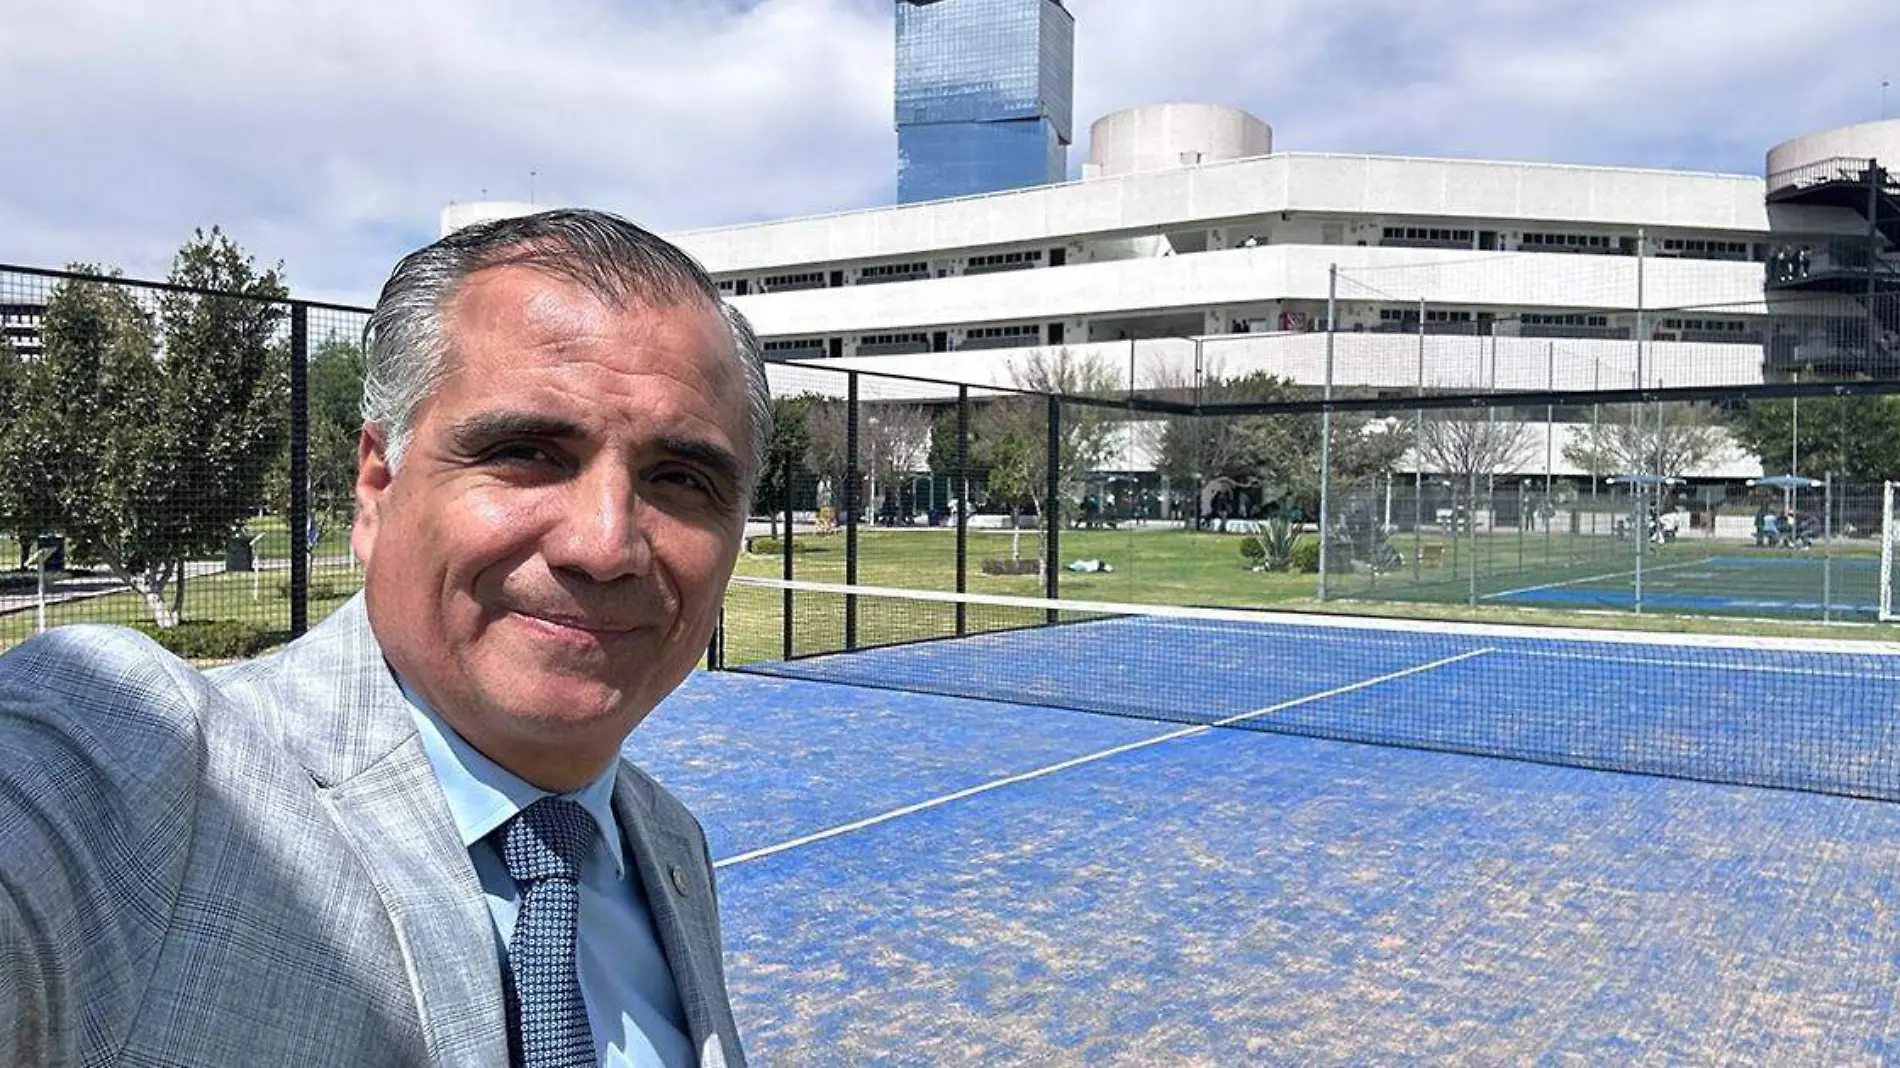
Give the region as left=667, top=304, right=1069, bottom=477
left=0, top=210, right=763, bottom=1067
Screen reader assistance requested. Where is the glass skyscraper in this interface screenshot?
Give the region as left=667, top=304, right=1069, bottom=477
left=894, top=0, right=1075, bottom=204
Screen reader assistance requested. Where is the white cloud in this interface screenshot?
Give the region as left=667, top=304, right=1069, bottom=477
left=0, top=0, right=1894, bottom=303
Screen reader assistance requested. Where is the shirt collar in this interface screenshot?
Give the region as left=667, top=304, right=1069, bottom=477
left=398, top=676, right=627, bottom=879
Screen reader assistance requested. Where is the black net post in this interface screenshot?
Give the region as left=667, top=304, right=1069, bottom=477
left=781, top=447, right=795, bottom=660
left=1868, top=166, right=1882, bottom=371
left=955, top=385, right=970, bottom=636
left=845, top=372, right=860, bottom=651
left=1045, top=394, right=1061, bottom=617
left=288, top=302, right=310, bottom=638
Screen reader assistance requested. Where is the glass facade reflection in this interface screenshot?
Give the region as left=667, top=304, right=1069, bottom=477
left=895, top=0, right=1074, bottom=204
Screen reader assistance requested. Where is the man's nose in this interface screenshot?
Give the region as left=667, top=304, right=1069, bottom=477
left=545, top=467, right=653, bottom=583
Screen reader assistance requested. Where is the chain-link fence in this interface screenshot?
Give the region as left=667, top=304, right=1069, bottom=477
left=8, top=241, right=1900, bottom=665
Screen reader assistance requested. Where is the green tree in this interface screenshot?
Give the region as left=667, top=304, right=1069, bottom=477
left=976, top=422, right=1037, bottom=561
left=0, top=267, right=161, bottom=606
left=0, top=338, right=30, bottom=562
left=756, top=393, right=815, bottom=531
left=1726, top=392, right=1900, bottom=483
left=1, top=233, right=289, bottom=628
left=268, top=336, right=366, bottom=528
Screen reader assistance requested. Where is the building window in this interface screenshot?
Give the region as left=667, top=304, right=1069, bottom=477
left=964, top=324, right=1041, bottom=340
left=761, top=338, right=828, bottom=359
left=1380, top=227, right=1475, bottom=249
left=1520, top=232, right=1623, bottom=253
left=964, top=250, right=1045, bottom=275
left=760, top=272, right=828, bottom=292
left=1523, top=313, right=1610, bottom=327
left=856, top=332, right=932, bottom=354
left=857, top=262, right=931, bottom=285
left=1658, top=238, right=1752, bottom=261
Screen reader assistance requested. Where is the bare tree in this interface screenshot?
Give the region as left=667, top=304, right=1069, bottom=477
left=1415, top=412, right=1537, bottom=483
left=969, top=348, right=1122, bottom=568
left=802, top=398, right=933, bottom=524
left=1564, top=402, right=1725, bottom=480
left=859, top=402, right=933, bottom=521
left=1414, top=411, right=1537, bottom=530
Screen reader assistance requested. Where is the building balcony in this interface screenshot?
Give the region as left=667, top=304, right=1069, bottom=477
left=1763, top=238, right=1900, bottom=295
left=1766, top=156, right=1900, bottom=247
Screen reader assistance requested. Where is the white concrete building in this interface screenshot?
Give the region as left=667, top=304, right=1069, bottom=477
left=440, top=111, right=1900, bottom=482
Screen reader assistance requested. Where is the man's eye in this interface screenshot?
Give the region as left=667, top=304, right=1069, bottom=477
left=484, top=443, right=561, bottom=467
left=657, top=468, right=713, bottom=494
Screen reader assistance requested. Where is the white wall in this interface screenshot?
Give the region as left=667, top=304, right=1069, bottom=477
left=729, top=245, right=1767, bottom=337
left=768, top=331, right=1763, bottom=400
left=669, top=153, right=1772, bottom=275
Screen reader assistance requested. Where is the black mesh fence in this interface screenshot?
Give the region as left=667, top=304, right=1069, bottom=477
left=10, top=240, right=1900, bottom=668
left=0, top=265, right=367, bottom=659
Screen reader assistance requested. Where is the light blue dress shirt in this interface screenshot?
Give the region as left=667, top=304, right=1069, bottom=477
left=401, top=684, right=692, bottom=1068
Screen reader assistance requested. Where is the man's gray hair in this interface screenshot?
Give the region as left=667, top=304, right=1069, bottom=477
left=362, top=208, right=773, bottom=496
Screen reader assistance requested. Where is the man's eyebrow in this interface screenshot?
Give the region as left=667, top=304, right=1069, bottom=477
left=656, top=434, right=745, bottom=487
left=445, top=411, right=585, bottom=452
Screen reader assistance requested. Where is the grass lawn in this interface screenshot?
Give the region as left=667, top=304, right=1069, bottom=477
left=719, top=527, right=1900, bottom=665
left=241, top=515, right=355, bottom=560
left=9, top=525, right=1897, bottom=665
left=0, top=562, right=363, bottom=651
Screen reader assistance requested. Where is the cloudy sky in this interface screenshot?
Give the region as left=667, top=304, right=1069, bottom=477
left=3, top=0, right=1895, bottom=304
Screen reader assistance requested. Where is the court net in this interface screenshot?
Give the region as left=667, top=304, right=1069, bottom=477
left=715, top=576, right=1900, bottom=803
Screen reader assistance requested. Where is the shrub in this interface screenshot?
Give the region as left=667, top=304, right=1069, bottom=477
left=1260, top=517, right=1299, bottom=572
left=1238, top=536, right=1266, bottom=567
left=136, top=620, right=287, bottom=661
left=1289, top=537, right=1322, bottom=574
left=746, top=536, right=826, bottom=556
left=276, top=578, right=359, bottom=602
left=0, top=569, right=80, bottom=593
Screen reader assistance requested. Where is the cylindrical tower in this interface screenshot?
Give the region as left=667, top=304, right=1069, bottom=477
left=1766, top=118, right=1900, bottom=180
left=1083, top=104, right=1272, bottom=179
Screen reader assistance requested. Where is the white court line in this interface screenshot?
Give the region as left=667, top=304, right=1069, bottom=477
left=712, top=647, right=1494, bottom=870
left=1483, top=556, right=1710, bottom=600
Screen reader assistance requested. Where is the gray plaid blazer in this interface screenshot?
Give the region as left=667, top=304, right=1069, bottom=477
left=0, top=595, right=745, bottom=1067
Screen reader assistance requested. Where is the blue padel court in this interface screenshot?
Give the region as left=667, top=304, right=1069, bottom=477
left=1477, top=552, right=1884, bottom=617
left=625, top=602, right=1900, bottom=1065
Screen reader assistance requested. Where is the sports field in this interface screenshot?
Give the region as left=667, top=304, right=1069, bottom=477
left=631, top=594, right=1900, bottom=1064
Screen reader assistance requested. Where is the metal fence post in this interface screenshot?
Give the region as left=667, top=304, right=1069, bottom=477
left=781, top=448, right=794, bottom=660
left=1319, top=264, right=1337, bottom=600
left=845, top=372, right=860, bottom=650
left=288, top=302, right=310, bottom=638
left=1045, top=393, right=1061, bottom=619
left=956, top=385, right=970, bottom=636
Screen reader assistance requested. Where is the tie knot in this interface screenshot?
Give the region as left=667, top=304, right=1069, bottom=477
left=499, top=798, right=597, bottom=886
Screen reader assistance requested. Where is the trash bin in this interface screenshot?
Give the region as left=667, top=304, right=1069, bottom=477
left=225, top=535, right=254, bottom=573
left=34, top=535, right=64, bottom=572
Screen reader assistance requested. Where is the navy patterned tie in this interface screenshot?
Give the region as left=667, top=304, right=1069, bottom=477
left=499, top=797, right=598, bottom=1068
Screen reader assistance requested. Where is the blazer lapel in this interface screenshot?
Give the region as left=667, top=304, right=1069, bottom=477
left=322, top=740, right=511, bottom=1068
left=612, top=766, right=726, bottom=1059
left=275, top=596, right=511, bottom=1067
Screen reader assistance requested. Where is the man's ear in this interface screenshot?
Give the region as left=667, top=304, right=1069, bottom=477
left=351, top=425, right=393, bottom=567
